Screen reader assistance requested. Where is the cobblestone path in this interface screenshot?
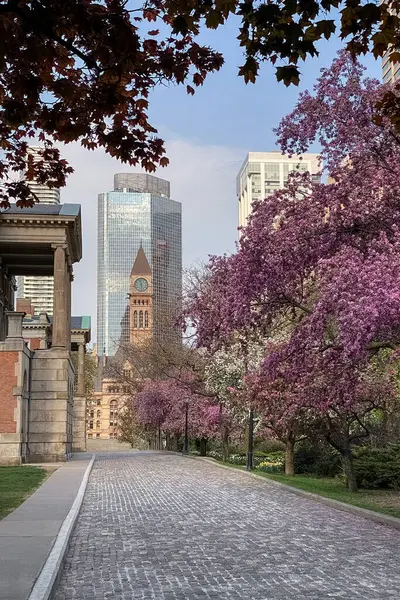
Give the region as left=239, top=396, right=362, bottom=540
left=55, top=452, right=400, bottom=600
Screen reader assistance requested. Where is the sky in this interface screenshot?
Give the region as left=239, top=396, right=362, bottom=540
left=59, top=18, right=382, bottom=342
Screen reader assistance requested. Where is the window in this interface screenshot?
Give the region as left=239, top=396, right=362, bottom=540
left=96, top=400, right=101, bottom=406
left=90, top=410, right=94, bottom=419
left=133, top=310, right=138, bottom=328
left=89, top=421, right=93, bottom=430
left=145, top=311, right=149, bottom=328
left=88, top=433, right=93, bottom=438
left=96, top=433, right=100, bottom=438
left=139, top=310, right=143, bottom=328
left=123, top=369, right=131, bottom=379
left=96, top=420, right=100, bottom=428
left=110, top=400, right=118, bottom=426
left=97, top=410, right=101, bottom=418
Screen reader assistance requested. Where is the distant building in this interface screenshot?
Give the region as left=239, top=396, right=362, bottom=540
left=16, top=146, right=61, bottom=315
left=24, top=146, right=61, bottom=205
left=89, top=246, right=154, bottom=440
left=237, top=151, right=320, bottom=229
left=382, top=51, right=400, bottom=83
left=97, top=173, right=182, bottom=357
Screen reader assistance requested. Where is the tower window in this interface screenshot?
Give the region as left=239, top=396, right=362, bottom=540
left=97, top=410, right=101, bottom=418
left=139, top=310, right=144, bottom=328
left=96, top=420, right=100, bottom=428
left=133, top=310, right=138, bottom=328
left=89, top=420, right=93, bottom=430
left=145, top=311, right=149, bottom=328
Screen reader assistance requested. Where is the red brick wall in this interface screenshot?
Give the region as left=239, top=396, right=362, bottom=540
left=0, top=352, right=18, bottom=434
left=29, top=338, right=41, bottom=350
left=16, top=298, right=33, bottom=315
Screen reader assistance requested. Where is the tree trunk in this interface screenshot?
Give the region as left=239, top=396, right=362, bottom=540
left=222, top=426, right=230, bottom=462
left=199, top=437, right=207, bottom=457
left=285, top=438, right=295, bottom=476
left=342, top=449, right=358, bottom=492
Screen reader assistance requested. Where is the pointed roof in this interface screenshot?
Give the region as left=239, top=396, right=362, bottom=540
left=130, top=244, right=151, bottom=276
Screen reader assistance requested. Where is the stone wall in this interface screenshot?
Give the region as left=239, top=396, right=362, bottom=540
left=86, top=439, right=134, bottom=452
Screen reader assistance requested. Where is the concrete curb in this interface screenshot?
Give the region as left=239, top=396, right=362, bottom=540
left=28, top=454, right=95, bottom=600
left=190, top=455, right=400, bottom=531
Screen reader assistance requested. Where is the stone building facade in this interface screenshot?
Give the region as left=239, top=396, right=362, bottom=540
left=0, top=204, right=87, bottom=464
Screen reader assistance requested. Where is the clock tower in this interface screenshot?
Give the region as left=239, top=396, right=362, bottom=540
left=129, top=245, right=153, bottom=345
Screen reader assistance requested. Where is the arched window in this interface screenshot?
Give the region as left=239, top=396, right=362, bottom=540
left=97, top=410, right=101, bottom=418
left=139, top=311, right=143, bottom=328
left=89, top=421, right=93, bottom=430
left=90, top=410, right=94, bottom=419
left=96, top=420, right=100, bottom=428
left=133, top=310, right=138, bottom=328
left=145, top=311, right=149, bottom=328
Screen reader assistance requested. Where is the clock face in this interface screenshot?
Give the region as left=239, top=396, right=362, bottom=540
left=134, top=277, right=148, bottom=292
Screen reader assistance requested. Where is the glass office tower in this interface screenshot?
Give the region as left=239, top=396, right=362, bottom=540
left=97, top=174, right=182, bottom=356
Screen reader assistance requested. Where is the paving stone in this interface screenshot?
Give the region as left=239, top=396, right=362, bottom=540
left=54, top=452, right=400, bottom=600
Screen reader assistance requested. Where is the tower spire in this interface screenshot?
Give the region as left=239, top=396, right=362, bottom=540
left=130, top=245, right=151, bottom=276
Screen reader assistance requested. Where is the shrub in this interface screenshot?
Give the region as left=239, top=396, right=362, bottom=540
left=353, top=444, right=400, bottom=489
left=294, top=443, right=342, bottom=478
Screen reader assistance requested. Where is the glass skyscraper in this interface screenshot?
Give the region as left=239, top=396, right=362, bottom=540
left=97, top=173, right=182, bottom=356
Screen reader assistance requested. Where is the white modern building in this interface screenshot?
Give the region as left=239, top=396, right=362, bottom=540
left=16, top=146, right=61, bottom=315
left=382, top=49, right=400, bottom=83
left=237, top=151, right=321, bottom=228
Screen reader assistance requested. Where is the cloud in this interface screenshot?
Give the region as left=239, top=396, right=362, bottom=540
left=59, top=135, right=244, bottom=342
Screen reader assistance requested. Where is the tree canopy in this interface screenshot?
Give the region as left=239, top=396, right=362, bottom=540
left=1, top=0, right=400, bottom=206
left=185, top=52, right=400, bottom=490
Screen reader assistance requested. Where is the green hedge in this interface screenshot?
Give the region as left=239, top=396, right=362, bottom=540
left=353, top=444, right=400, bottom=489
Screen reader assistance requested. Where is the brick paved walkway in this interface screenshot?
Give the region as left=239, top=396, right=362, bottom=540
left=55, top=452, right=400, bottom=599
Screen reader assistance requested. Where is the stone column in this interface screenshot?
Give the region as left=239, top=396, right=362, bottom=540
left=73, top=341, right=87, bottom=452
left=77, top=342, right=85, bottom=396
left=65, top=266, right=72, bottom=351
left=52, top=244, right=68, bottom=349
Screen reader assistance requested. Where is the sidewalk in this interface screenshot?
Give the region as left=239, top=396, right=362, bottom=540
left=0, top=453, right=93, bottom=600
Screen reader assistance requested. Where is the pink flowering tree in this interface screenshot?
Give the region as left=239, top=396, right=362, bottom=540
left=134, top=377, right=221, bottom=452
left=186, top=51, right=400, bottom=490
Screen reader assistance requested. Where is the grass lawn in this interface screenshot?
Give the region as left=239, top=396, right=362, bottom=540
left=217, top=461, right=400, bottom=519
left=0, top=466, right=48, bottom=519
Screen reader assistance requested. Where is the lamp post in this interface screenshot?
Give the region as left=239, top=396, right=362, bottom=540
left=182, top=399, right=189, bottom=455
left=246, top=408, right=254, bottom=471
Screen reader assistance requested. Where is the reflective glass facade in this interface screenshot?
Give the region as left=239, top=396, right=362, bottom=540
left=97, top=189, right=182, bottom=356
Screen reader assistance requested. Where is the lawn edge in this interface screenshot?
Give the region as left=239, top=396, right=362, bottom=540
left=189, top=455, right=400, bottom=531
left=0, top=465, right=52, bottom=521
